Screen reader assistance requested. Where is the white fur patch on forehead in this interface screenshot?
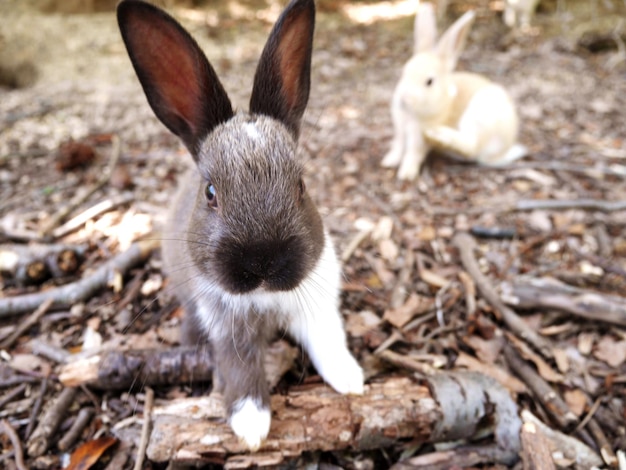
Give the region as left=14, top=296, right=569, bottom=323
left=244, top=121, right=262, bottom=141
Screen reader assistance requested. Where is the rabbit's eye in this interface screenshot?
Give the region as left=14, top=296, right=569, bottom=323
left=426, top=77, right=434, bottom=87
left=298, top=178, right=306, bottom=197
left=205, top=183, right=218, bottom=208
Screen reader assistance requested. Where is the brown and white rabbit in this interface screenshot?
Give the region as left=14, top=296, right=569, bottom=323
left=382, top=3, right=526, bottom=180
left=117, top=0, right=363, bottom=450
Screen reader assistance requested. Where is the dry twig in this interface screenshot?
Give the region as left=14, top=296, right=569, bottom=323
left=51, top=192, right=135, bottom=240
left=133, top=387, right=154, bottom=470
left=432, top=198, right=626, bottom=215
left=57, top=407, right=95, bottom=451
left=0, top=299, right=54, bottom=350
left=503, top=345, right=577, bottom=430
left=24, top=377, right=48, bottom=440
left=27, top=387, right=78, bottom=457
left=0, top=419, right=27, bottom=470
left=452, top=232, right=553, bottom=358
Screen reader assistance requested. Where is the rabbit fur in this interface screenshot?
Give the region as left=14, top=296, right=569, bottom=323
left=382, top=2, right=526, bottom=180
left=117, top=0, right=363, bottom=450
left=504, top=0, right=541, bottom=29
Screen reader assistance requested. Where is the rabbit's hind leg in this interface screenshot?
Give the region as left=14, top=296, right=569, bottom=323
left=423, top=125, right=479, bottom=160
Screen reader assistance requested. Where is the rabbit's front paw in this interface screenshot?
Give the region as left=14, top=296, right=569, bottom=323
left=381, top=148, right=402, bottom=168
left=229, top=397, right=271, bottom=451
left=397, top=157, right=420, bottom=181
left=424, top=126, right=454, bottom=148
left=318, top=349, right=364, bottom=395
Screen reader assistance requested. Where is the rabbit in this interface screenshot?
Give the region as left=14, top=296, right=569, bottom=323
left=117, top=0, right=363, bottom=451
left=504, top=0, right=541, bottom=29
left=382, top=2, right=526, bottom=181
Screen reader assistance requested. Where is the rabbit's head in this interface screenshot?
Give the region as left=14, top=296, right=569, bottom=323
left=398, top=3, right=475, bottom=123
left=118, top=0, right=323, bottom=295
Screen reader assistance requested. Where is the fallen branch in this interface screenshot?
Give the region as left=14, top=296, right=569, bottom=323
left=0, top=239, right=160, bottom=318
left=0, top=243, right=86, bottom=285
left=57, top=407, right=95, bottom=452
left=27, top=387, right=78, bottom=457
left=432, top=198, right=626, bottom=215
left=59, top=346, right=214, bottom=390
left=58, top=341, right=297, bottom=391
left=503, top=345, right=577, bottom=430
left=452, top=232, right=553, bottom=358
left=501, top=277, right=626, bottom=326
left=146, top=373, right=521, bottom=468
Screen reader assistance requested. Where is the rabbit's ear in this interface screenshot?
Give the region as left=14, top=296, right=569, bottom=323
left=436, top=10, right=475, bottom=72
left=117, top=0, right=233, bottom=154
left=414, top=2, right=438, bottom=54
left=249, top=0, right=315, bottom=139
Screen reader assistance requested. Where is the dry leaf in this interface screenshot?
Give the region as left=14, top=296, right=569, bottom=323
left=593, top=337, right=626, bottom=368
left=383, top=293, right=433, bottom=329
left=345, top=310, right=382, bottom=337
left=553, top=348, right=569, bottom=374
left=378, top=238, right=399, bottom=261
left=417, top=225, right=436, bottom=241
left=564, top=389, right=587, bottom=417
left=66, top=436, right=118, bottom=470
left=578, top=332, right=595, bottom=356
left=419, top=269, right=448, bottom=288
left=371, top=216, right=393, bottom=241
left=507, top=333, right=565, bottom=383
left=9, top=353, right=52, bottom=376
left=462, top=334, right=504, bottom=364
left=456, top=352, right=526, bottom=394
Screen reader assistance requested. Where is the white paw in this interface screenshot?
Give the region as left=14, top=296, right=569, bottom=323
left=317, top=349, right=364, bottom=395
left=229, top=397, right=271, bottom=451
left=397, top=158, right=420, bottom=181
left=423, top=126, right=453, bottom=147
left=381, top=148, right=402, bottom=168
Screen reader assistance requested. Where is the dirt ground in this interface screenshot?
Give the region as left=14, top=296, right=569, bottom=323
left=1, top=0, right=626, bottom=468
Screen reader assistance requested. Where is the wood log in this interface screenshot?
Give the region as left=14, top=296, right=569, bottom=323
left=58, top=341, right=298, bottom=391
left=146, top=372, right=521, bottom=468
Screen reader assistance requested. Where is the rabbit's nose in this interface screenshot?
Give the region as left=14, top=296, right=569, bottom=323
left=236, top=237, right=305, bottom=291
left=241, top=241, right=291, bottom=279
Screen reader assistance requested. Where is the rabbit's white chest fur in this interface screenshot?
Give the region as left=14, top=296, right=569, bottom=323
left=193, top=231, right=363, bottom=397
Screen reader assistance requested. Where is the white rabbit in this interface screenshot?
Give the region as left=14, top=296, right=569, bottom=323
left=117, top=0, right=363, bottom=450
left=382, top=3, right=526, bottom=180
left=504, top=0, right=541, bottom=29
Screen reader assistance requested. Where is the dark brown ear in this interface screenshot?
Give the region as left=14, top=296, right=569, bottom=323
left=249, top=0, right=315, bottom=139
left=117, top=0, right=233, bottom=154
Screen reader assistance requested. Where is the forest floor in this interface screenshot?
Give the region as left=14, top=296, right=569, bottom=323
left=1, top=0, right=625, bottom=468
